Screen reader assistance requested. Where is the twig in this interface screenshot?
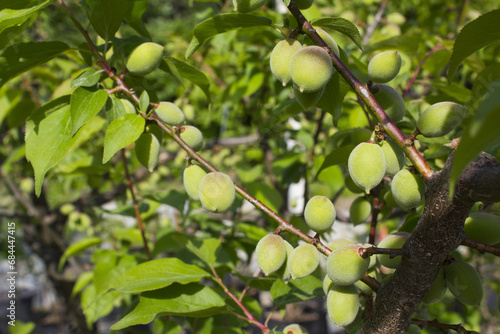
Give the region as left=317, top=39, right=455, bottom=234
left=462, top=237, right=500, bottom=257
left=412, top=318, right=474, bottom=333
left=0, top=168, right=38, bottom=218
left=363, top=0, right=389, bottom=45
left=120, top=150, right=152, bottom=260
left=402, top=43, right=443, bottom=97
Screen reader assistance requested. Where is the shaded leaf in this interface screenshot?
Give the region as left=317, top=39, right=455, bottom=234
left=270, top=276, right=323, bottom=305
left=316, top=144, right=355, bottom=178
left=163, top=56, right=211, bottom=101
left=310, top=17, right=363, bottom=50
left=317, top=72, right=350, bottom=120
left=82, top=0, right=134, bottom=41
left=0, top=0, right=52, bottom=34
left=124, top=0, right=150, bottom=38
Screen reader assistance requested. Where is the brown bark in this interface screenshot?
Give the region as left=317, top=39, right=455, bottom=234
left=359, top=152, right=500, bottom=333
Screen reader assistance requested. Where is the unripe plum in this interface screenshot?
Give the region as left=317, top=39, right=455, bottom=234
left=354, top=267, right=377, bottom=295
left=179, top=126, right=203, bottom=151
left=135, top=132, right=160, bottom=172
left=270, top=38, right=302, bottom=86
left=283, top=324, right=308, bottom=334
left=376, top=232, right=409, bottom=269
left=391, top=169, right=426, bottom=210
left=126, top=42, right=164, bottom=75
left=232, top=0, right=267, bottom=13
left=183, top=165, right=207, bottom=200
left=368, top=50, right=402, bottom=83
left=304, top=195, right=336, bottom=233
left=293, top=84, right=324, bottom=110
left=304, top=28, right=340, bottom=57
left=290, top=46, right=334, bottom=93
left=275, top=240, right=294, bottom=280
left=326, top=284, right=360, bottom=327
left=445, top=259, right=483, bottom=306
left=198, top=172, right=235, bottom=213
left=348, top=142, right=386, bottom=193
left=326, top=238, right=355, bottom=252
left=255, top=234, right=287, bottom=276
left=464, top=212, right=500, bottom=245
left=288, top=243, right=320, bottom=279
left=422, top=267, right=447, bottom=304
left=349, top=197, right=371, bottom=225
left=417, top=102, right=466, bottom=138
left=379, top=139, right=405, bottom=177
left=326, top=244, right=370, bottom=285
left=372, top=84, right=405, bottom=123
left=155, top=101, right=185, bottom=126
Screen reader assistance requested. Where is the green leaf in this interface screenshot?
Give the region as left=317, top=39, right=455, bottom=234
left=0, top=0, right=53, bottom=34
left=450, top=79, right=500, bottom=194
left=102, top=113, right=145, bottom=163
left=364, top=34, right=421, bottom=53
left=70, top=68, right=101, bottom=89
left=112, top=258, right=210, bottom=293
left=186, top=13, right=273, bottom=58
left=25, top=96, right=81, bottom=196
left=309, top=17, right=363, bottom=50
left=448, top=9, right=500, bottom=82
left=110, top=283, right=226, bottom=330
left=163, top=56, right=211, bottom=102
left=317, top=72, right=350, bottom=120
left=185, top=238, right=221, bottom=267
left=270, top=276, right=324, bottom=305
left=105, top=96, right=126, bottom=123
left=263, top=100, right=303, bottom=136
left=139, top=90, right=150, bottom=113
left=0, top=41, right=69, bottom=86
left=124, top=0, right=150, bottom=38
left=146, top=189, right=189, bottom=212
left=247, top=182, right=283, bottom=213
left=58, top=237, right=102, bottom=271
left=70, top=86, right=108, bottom=135
left=82, top=0, right=134, bottom=41
left=71, top=271, right=94, bottom=297
left=316, top=144, right=354, bottom=178
left=94, top=253, right=137, bottom=297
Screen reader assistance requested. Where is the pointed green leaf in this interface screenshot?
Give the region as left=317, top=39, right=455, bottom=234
left=0, top=41, right=69, bottom=86
left=113, top=258, right=210, bottom=293
left=310, top=17, right=363, bottom=50
left=71, top=271, right=94, bottom=297
left=139, top=90, right=150, bottom=113
left=94, top=254, right=137, bottom=296
left=0, top=0, right=53, bottom=34
left=450, top=79, right=500, bottom=195
left=81, top=0, right=134, bottom=41
left=270, top=276, right=323, bottom=305
left=70, top=86, right=108, bottom=135
left=70, top=68, right=101, bottom=89
left=111, top=284, right=226, bottom=330
left=163, top=56, right=211, bottom=101
left=317, top=72, right=350, bottom=120
left=58, top=237, right=102, bottom=271
left=186, top=13, right=272, bottom=58
left=25, top=96, right=80, bottom=196
left=448, top=9, right=500, bottom=82
left=124, top=0, right=150, bottom=38
left=102, top=113, right=145, bottom=163
left=316, top=144, right=355, bottom=178
left=185, top=238, right=221, bottom=267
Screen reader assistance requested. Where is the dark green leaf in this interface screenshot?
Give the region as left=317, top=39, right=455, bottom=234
left=0, top=0, right=52, bottom=34
left=70, top=86, right=108, bottom=135
left=70, top=68, right=101, bottom=89
left=0, top=41, right=69, bottom=86
left=309, top=17, right=363, bottom=50
left=185, top=238, right=221, bottom=267
left=317, top=72, right=350, bottom=120
left=124, top=0, right=150, bottom=38
left=102, top=113, right=145, bottom=163
left=448, top=9, right=500, bottom=82
left=263, top=100, right=303, bottom=136
left=82, top=0, right=134, bottom=41
left=364, top=34, right=421, bottom=53
left=450, top=79, right=500, bottom=194
left=146, top=190, right=189, bottom=212
left=105, top=96, right=126, bottom=123
left=162, top=56, right=211, bottom=101
left=186, top=13, right=273, bottom=58
left=316, top=144, right=354, bottom=178
left=110, top=284, right=226, bottom=330
left=113, top=258, right=210, bottom=293
left=270, top=276, right=324, bottom=305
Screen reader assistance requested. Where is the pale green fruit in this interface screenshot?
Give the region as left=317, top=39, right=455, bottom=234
left=327, top=244, right=370, bottom=285
left=368, top=50, right=402, bottom=83
left=327, top=284, right=360, bottom=327
left=126, top=42, right=164, bottom=75
left=179, top=126, right=203, bottom=151
left=361, top=243, right=377, bottom=269
left=135, top=133, right=160, bottom=172
left=445, top=259, right=483, bottom=306
left=373, top=84, right=405, bottom=123
left=60, top=203, right=75, bottom=215
left=354, top=266, right=377, bottom=294
left=405, top=324, right=422, bottom=334
left=294, top=0, right=314, bottom=9
left=283, top=324, right=308, bottom=334
left=305, top=28, right=340, bottom=57
left=275, top=240, right=294, bottom=280
left=293, top=84, right=324, bottom=110
left=233, top=0, right=266, bottom=13
left=270, top=38, right=303, bottom=86
left=183, top=165, right=207, bottom=201
left=391, top=169, right=426, bottom=210
left=326, top=238, right=355, bottom=252
left=379, top=139, right=405, bottom=177
left=376, top=232, right=410, bottom=269
left=198, top=172, right=235, bottom=213
left=290, top=46, right=334, bottom=93
left=288, top=243, right=320, bottom=279
left=464, top=212, right=500, bottom=245
left=383, top=190, right=399, bottom=209
left=155, top=102, right=185, bottom=126
left=120, top=99, right=136, bottom=114
left=417, top=102, right=466, bottom=138
left=255, top=234, right=287, bottom=276
left=422, top=267, right=447, bottom=304
left=304, top=195, right=336, bottom=233
left=349, top=197, right=371, bottom=225
left=348, top=142, right=386, bottom=193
